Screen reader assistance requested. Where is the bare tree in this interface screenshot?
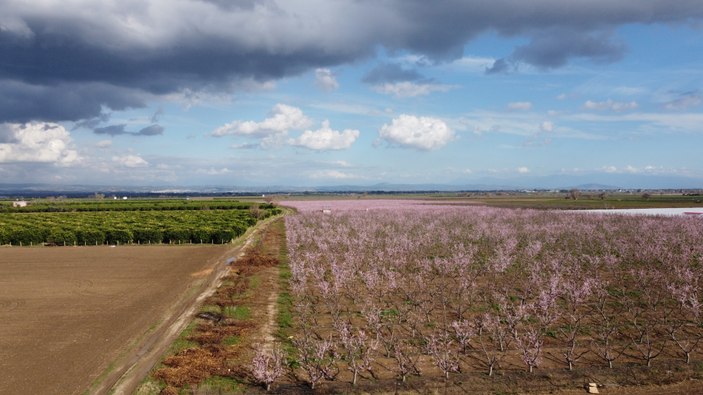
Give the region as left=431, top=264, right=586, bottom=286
left=294, top=335, right=338, bottom=389
left=390, top=341, right=421, bottom=383
left=569, top=188, right=581, bottom=200
left=425, top=331, right=460, bottom=380
left=251, top=343, right=286, bottom=391
left=335, top=322, right=378, bottom=386
left=590, top=283, right=628, bottom=368
left=476, top=313, right=512, bottom=376
left=515, top=327, right=544, bottom=373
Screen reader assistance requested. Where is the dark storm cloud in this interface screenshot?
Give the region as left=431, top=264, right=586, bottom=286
left=512, top=29, right=626, bottom=69
left=94, top=124, right=129, bottom=136
left=93, top=124, right=164, bottom=136
left=0, top=80, right=145, bottom=123
left=363, top=63, right=424, bottom=84
left=2, top=0, right=702, bottom=123
left=485, top=58, right=513, bottom=75
left=72, top=113, right=111, bottom=131
left=379, top=0, right=703, bottom=61
left=137, top=124, right=164, bottom=136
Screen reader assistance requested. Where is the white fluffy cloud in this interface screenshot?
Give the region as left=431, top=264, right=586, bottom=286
left=211, top=104, right=312, bottom=137
left=112, top=154, right=148, bottom=168
left=583, top=99, right=638, bottom=112
left=289, top=120, right=360, bottom=150
left=0, top=122, right=79, bottom=165
left=373, top=82, right=456, bottom=98
left=314, top=68, right=340, bottom=91
left=379, top=114, right=454, bottom=150
left=517, top=166, right=530, bottom=174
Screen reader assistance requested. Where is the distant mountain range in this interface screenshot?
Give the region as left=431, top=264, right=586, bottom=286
left=1, top=172, right=701, bottom=198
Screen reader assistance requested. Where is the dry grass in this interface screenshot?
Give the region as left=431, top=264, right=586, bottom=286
left=148, top=218, right=285, bottom=392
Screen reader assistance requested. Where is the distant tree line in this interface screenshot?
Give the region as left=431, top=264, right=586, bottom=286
left=0, top=199, right=276, bottom=213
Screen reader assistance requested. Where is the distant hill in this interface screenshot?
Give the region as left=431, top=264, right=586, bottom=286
left=1, top=173, right=701, bottom=198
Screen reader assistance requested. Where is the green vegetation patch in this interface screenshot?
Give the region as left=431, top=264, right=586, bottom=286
left=223, top=305, right=251, bottom=320
left=222, top=335, right=240, bottom=346
left=199, top=375, right=243, bottom=393
left=0, top=200, right=281, bottom=246
left=169, top=321, right=199, bottom=354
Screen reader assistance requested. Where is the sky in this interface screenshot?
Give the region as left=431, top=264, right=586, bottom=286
left=1, top=0, right=703, bottom=189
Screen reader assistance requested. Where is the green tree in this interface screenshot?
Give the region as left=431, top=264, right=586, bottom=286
left=163, top=227, right=191, bottom=244
left=76, top=229, right=106, bottom=245
left=106, top=228, right=133, bottom=245
left=212, top=228, right=235, bottom=244
left=48, top=228, right=77, bottom=246
left=191, top=227, right=215, bottom=244
left=0, top=228, right=9, bottom=245
left=132, top=228, right=163, bottom=244
left=10, top=226, right=46, bottom=246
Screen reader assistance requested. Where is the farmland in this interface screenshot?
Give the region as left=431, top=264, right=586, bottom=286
left=0, top=245, right=231, bottom=395
left=3, top=195, right=703, bottom=394
left=0, top=199, right=280, bottom=246
left=468, top=192, right=703, bottom=210
left=0, top=198, right=281, bottom=394
left=258, top=199, right=703, bottom=393
left=135, top=217, right=289, bottom=394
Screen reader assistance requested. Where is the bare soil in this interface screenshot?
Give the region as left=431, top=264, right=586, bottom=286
left=0, top=244, right=230, bottom=395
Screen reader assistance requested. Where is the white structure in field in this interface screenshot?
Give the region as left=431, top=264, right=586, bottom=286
left=584, top=207, right=703, bottom=217
left=12, top=201, right=28, bottom=208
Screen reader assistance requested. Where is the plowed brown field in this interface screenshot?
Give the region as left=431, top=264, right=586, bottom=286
left=0, top=245, right=230, bottom=395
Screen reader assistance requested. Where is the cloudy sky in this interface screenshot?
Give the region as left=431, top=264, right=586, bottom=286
left=1, top=0, right=703, bottom=188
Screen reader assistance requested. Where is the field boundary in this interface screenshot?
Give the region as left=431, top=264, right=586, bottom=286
left=89, top=214, right=283, bottom=395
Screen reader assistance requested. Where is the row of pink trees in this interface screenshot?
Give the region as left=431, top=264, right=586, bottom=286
left=258, top=204, right=703, bottom=390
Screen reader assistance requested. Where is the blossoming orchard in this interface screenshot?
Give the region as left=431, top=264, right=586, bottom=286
left=264, top=200, right=703, bottom=390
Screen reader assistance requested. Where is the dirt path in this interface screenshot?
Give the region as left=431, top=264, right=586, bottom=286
left=241, top=214, right=287, bottom=355
left=248, top=265, right=280, bottom=354
left=97, top=219, right=273, bottom=395
left=253, top=218, right=285, bottom=354
left=262, top=273, right=280, bottom=352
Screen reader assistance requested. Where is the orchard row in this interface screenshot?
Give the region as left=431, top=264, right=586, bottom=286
left=270, top=205, right=703, bottom=389
left=0, top=207, right=281, bottom=246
